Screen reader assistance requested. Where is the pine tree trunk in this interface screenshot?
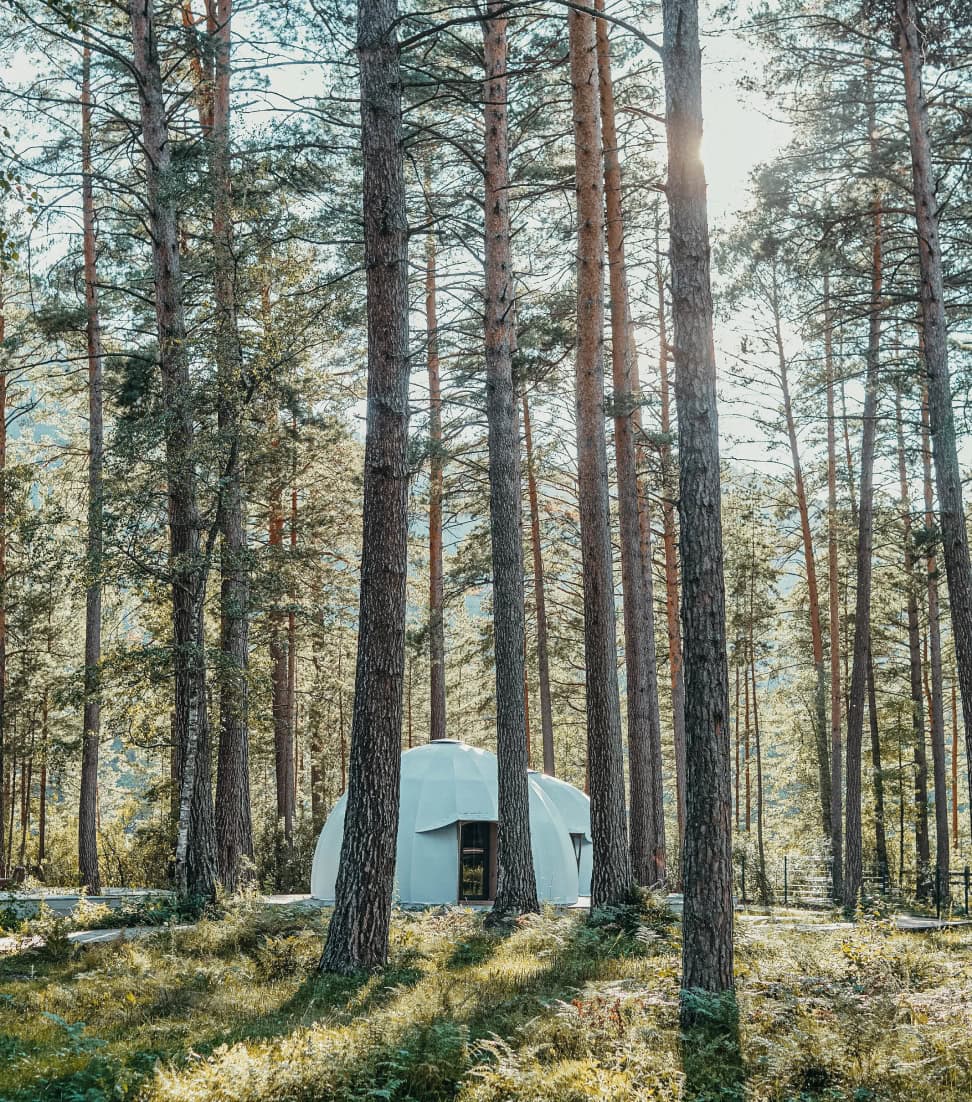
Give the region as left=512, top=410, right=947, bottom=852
left=843, top=120, right=882, bottom=909
left=952, top=681, right=959, bottom=849
left=656, top=234, right=687, bottom=853
left=750, top=647, right=768, bottom=902
left=772, top=269, right=830, bottom=837
left=79, top=40, right=103, bottom=895
left=425, top=180, right=447, bottom=744
left=920, top=384, right=949, bottom=890
left=521, top=392, right=555, bottom=776
left=129, top=0, right=217, bottom=900
left=867, top=646, right=889, bottom=882
left=0, top=285, right=4, bottom=878
left=895, top=386, right=930, bottom=897
left=662, top=0, right=733, bottom=999
left=38, top=694, right=47, bottom=865
left=482, top=5, right=539, bottom=919
left=289, top=420, right=299, bottom=806
left=896, top=1, right=972, bottom=847
left=734, top=665, right=740, bottom=832
left=269, top=464, right=294, bottom=844
left=595, top=4, right=665, bottom=887
left=825, top=274, right=843, bottom=900
left=320, top=0, right=409, bottom=973
left=568, top=6, right=631, bottom=907
left=203, top=0, right=254, bottom=894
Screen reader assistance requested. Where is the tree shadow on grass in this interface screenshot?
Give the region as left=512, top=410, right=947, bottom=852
left=679, top=990, right=746, bottom=1102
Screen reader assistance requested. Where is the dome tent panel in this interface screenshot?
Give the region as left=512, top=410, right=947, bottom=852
left=530, top=771, right=593, bottom=897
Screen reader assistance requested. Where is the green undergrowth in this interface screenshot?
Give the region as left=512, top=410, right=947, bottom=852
left=1, top=897, right=970, bottom=1101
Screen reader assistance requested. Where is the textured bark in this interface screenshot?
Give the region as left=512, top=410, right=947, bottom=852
left=38, top=696, right=47, bottom=864
left=825, top=275, right=842, bottom=900
left=319, top=0, right=408, bottom=972
left=866, top=646, right=889, bottom=881
left=425, top=180, right=447, bottom=744
left=897, top=1, right=972, bottom=866
left=78, top=41, right=103, bottom=895
left=521, top=392, right=555, bottom=776
left=130, top=0, right=217, bottom=899
left=895, top=386, right=930, bottom=897
left=662, top=0, right=733, bottom=999
left=568, top=7, right=631, bottom=908
left=772, top=270, right=830, bottom=837
left=482, top=5, right=539, bottom=919
left=199, top=0, right=255, bottom=894
left=952, top=682, right=959, bottom=849
left=0, top=285, right=4, bottom=877
left=921, top=384, right=949, bottom=886
left=744, top=657, right=751, bottom=832
left=595, top=4, right=665, bottom=887
left=843, top=116, right=882, bottom=909
left=750, top=647, right=767, bottom=902
left=733, top=665, right=740, bottom=831
left=657, top=238, right=687, bottom=851
left=269, top=458, right=294, bottom=842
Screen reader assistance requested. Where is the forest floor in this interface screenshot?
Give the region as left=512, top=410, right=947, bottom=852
left=0, top=897, right=970, bottom=1101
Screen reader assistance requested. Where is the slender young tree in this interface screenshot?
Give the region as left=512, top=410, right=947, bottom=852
left=425, top=177, right=447, bottom=744
left=521, top=391, right=555, bottom=776
left=921, top=383, right=949, bottom=889
left=568, top=4, right=631, bottom=906
left=320, top=0, right=409, bottom=973
left=78, top=40, right=103, bottom=895
left=482, top=2, right=538, bottom=919
left=895, top=385, right=930, bottom=897
left=662, top=0, right=733, bottom=1001
left=656, top=235, right=687, bottom=851
left=595, top=2, right=665, bottom=887
left=771, top=266, right=830, bottom=838
left=896, top=0, right=972, bottom=836
left=843, top=77, right=883, bottom=910
left=824, top=274, right=843, bottom=899
left=129, top=0, right=218, bottom=899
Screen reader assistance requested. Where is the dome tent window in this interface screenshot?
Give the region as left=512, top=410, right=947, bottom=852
left=311, top=740, right=592, bottom=905
left=458, top=821, right=496, bottom=901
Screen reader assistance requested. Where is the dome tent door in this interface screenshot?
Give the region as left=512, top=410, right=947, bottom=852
left=458, top=820, right=497, bottom=902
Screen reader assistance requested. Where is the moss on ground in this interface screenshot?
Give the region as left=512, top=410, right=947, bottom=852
left=1, top=899, right=970, bottom=1101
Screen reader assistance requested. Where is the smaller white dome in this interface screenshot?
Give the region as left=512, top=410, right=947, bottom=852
left=311, top=741, right=586, bottom=906
left=529, top=771, right=593, bottom=896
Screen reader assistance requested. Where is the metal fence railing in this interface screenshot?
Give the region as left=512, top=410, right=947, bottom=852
left=734, top=853, right=972, bottom=916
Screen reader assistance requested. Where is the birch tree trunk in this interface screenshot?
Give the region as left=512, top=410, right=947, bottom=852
left=482, top=4, right=539, bottom=919
left=320, top=0, right=409, bottom=972
left=662, top=0, right=733, bottom=1000
left=129, top=0, right=218, bottom=899
left=568, top=6, right=631, bottom=907
left=78, top=40, right=104, bottom=895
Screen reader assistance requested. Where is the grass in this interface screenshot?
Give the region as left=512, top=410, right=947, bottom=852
left=1, top=897, right=971, bottom=1100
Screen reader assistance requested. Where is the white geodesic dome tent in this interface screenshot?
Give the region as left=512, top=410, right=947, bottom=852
left=528, top=770, right=593, bottom=897
left=310, top=740, right=591, bottom=906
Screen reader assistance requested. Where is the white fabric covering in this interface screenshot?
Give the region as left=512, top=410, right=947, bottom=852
left=310, top=740, right=590, bottom=905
